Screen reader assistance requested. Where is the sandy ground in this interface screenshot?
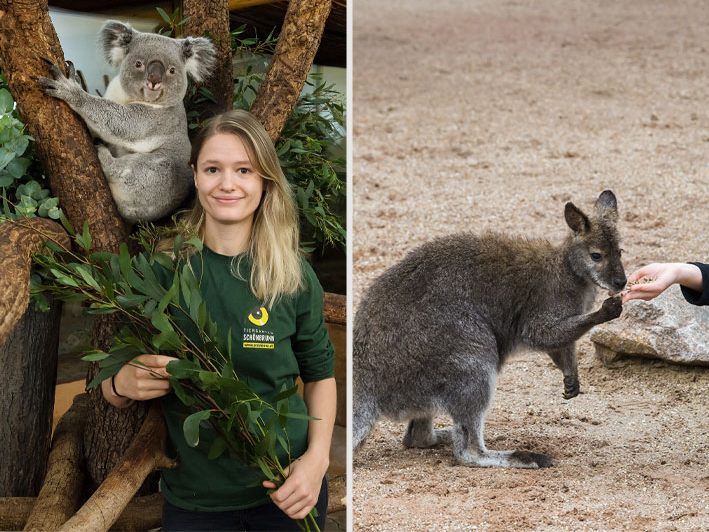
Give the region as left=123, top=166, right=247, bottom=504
left=352, top=0, right=708, bottom=530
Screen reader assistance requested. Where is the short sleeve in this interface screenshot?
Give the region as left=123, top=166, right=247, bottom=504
left=292, top=260, right=335, bottom=382
left=680, top=262, right=709, bottom=306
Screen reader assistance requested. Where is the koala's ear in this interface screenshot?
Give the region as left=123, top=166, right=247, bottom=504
left=101, top=20, right=135, bottom=67
left=564, top=202, right=590, bottom=234
left=181, top=37, right=217, bottom=82
left=594, top=189, right=618, bottom=223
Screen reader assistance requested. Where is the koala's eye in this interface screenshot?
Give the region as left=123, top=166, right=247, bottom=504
left=168, top=66, right=176, bottom=75
left=590, top=252, right=603, bottom=262
left=134, top=60, right=143, bottom=69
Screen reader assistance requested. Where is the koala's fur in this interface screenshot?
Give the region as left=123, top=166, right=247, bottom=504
left=39, top=21, right=216, bottom=223
left=353, top=191, right=626, bottom=468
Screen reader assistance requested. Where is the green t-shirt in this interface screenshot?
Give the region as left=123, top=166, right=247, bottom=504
left=158, top=246, right=334, bottom=511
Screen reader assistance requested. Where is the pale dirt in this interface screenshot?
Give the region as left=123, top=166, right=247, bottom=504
left=352, top=0, right=709, bottom=530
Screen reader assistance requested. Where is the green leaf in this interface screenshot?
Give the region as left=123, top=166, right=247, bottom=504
left=157, top=272, right=179, bottom=313
left=82, top=351, right=111, bottom=362
left=272, top=384, right=298, bottom=405
left=166, top=359, right=200, bottom=379
left=75, top=264, right=101, bottom=291
left=155, top=6, right=172, bottom=25
left=5, top=156, right=30, bottom=178
left=47, top=207, right=62, bottom=220
left=255, top=457, right=276, bottom=481
left=183, top=410, right=211, bottom=447
left=171, top=379, right=195, bottom=406
left=207, top=437, right=228, bottom=460
left=152, top=330, right=181, bottom=351
left=0, top=88, right=13, bottom=113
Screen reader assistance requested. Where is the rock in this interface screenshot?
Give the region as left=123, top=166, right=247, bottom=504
left=590, top=286, right=709, bottom=366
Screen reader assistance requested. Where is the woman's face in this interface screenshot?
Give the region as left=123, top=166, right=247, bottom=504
left=194, top=132, right=265, bottom=227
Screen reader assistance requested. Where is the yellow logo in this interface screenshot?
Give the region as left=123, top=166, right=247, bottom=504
left=248, top=306, right=269, bottom=327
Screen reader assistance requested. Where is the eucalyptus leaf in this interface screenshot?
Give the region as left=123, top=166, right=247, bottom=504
left=183, top=410, right=211, bottom=447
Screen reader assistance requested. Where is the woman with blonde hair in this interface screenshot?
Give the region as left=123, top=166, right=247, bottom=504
left=101, top=109, right=336, bottom=530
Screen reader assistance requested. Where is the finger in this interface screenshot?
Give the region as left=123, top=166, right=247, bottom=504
left=145, top=354, right=180, bottom=368
left=622, top=291, right=654, bottom=303
left=291, top=504, right=315, bottom=521
left=284, top=498, right=313, bottom=519
left=627, top=268, right=648, bottom=283
left=141, top=379, right=171, bottom=391
left=271, top=482, right=298, bottom=506
left=138, top=388, right=172, bottom=400
left=629, top=280, right=663, bottom=295
left=262, top=481, right=277, bottom=490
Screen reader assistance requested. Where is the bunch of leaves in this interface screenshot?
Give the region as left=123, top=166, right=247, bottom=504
left=233, top=68, right=346, bottom=251
left=0, top=73, right=64, bottom=221
left=27, top=221, right=321, bottom=531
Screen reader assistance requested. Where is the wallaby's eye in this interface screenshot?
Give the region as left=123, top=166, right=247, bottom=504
left=134, top=60, right=143, bottom=69
left=168, top=66, right=176, bottom=75
left=590, top=252, right=603, bottom=262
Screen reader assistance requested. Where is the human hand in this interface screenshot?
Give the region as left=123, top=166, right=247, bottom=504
left=111, top=354, right=178, bottom=401
left=262, top=450, right=328, bottom=520
left=621, top=263, right=681, bottom=303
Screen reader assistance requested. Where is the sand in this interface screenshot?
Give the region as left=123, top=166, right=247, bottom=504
left=352, top=0, right=709, bottom=529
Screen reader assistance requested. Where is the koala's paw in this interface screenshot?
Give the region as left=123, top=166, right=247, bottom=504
left=37, top=60, right=82, bottom=104
left=600, top=296, right=623, bottom=321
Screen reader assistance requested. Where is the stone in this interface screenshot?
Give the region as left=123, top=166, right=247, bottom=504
left=590, top=285, right=709, bottom=366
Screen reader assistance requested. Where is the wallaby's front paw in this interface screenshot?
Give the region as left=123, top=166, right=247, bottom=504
left=37, top=60, right=82, bottom=104
left=600, top=296, right=622, bottom=321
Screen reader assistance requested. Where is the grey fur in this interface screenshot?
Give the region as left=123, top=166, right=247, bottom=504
left=353, top=190, right=626, bottom=468
left=38, top=21, right=216, bottom=223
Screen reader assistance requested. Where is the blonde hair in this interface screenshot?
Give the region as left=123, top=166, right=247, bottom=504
left=170, top=109, right=302, bottom=307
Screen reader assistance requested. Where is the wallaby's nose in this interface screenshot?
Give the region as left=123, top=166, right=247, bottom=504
left=612, top=276, right=627, bottom=291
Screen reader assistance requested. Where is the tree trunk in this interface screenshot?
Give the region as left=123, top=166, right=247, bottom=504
left=0, top=219, right=68, bottom=497
left=183, top=0, right=234, bottom=115
left=0, top=298, right=61, bottom=497
left=250, top=0, right=333, bottom=141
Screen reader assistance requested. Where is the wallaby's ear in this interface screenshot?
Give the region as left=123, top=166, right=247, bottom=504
left=594, top=189, right=618, bottom=223
left=101, top=21, right=135, bottom=67
left=181, top=37, right=216, bottom=82
left=565, top=202, right=590, bottom=234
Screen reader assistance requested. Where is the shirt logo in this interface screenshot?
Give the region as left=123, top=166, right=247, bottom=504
left=248, top=306, right=269, bottom=327
left=243, top=306, right=275, bottom=349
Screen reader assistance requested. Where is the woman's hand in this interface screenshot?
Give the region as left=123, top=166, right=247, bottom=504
left=101, top=354, right=177, bottom=407
left=262, top=450, right=329, bottom=520
left=622, top=263, right=702, bottom=303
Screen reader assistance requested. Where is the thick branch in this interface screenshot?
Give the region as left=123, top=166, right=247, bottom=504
left=23, top=393, right=88, bottom=532
left=183, top=0, right=233, bottom=114
left=59, top=401, right=175, bottom=532
left=0, top=218, right=70, bottom=349
left=0, top=1, right=128, bottom=250
left=0, top=493, right=163, bottom=531
left=250, top=0, right=332, bottom=141
left=324, top=292, right=345, bottom=326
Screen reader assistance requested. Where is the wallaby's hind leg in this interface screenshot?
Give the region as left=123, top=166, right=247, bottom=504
left=447, top=361, right=552, bottom=469
left=548, top=345, right=580, bottom=399
left=403, top=418, right=453, bottom=448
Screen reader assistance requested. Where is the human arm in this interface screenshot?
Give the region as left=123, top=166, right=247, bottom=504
left=622, top=262, right=706, bottom=304
left=263, top=377, right=337, bottom=519
left=100, top=354, right=177, bottom=409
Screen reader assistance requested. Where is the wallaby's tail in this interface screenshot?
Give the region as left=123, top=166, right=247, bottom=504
left=352, top=391, right=379, bottom=450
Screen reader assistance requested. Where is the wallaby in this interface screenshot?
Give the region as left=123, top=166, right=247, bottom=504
left=353, top=190, right=626, bottom=468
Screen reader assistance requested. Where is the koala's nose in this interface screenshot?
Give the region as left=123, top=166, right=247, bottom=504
left=612, top=276, right=627, bottom=291
left=146, top=60, right=165, bottom=90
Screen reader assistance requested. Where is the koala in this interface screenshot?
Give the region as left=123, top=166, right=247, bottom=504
left=38, top=21, right=216, bottom=223
left=353, top=191, right=626, bottom=468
